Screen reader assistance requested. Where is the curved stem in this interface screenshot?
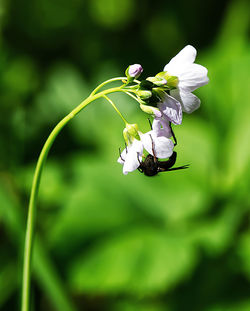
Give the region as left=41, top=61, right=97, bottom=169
left=90, top=77, right=127, bottom=96
left=90, top=77, right=141, bottom=96
left=124, top=91, right=144, bottom=105
left=102, top=95, right=127, bottom=124
left=21, top=85, right=123, bottom=311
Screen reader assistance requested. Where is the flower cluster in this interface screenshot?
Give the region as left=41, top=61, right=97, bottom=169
left=118, top=121, right=174, bottom=175
left=118, top=45, right=209, bottom=175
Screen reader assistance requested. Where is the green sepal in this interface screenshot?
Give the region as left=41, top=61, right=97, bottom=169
left=137, top=90, right=152, bottom=100
left=123, top=123, right=140, bottom=144
left=156, top=71, right=178, bottom=88
left=155, top=71, right=169, bottom=80
left=125, top=67, right=134, bottom=84
left=146, top=76, right=167, bottom=87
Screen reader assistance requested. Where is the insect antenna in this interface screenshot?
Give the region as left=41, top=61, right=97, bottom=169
left=166, top=164, right=190, bottom=171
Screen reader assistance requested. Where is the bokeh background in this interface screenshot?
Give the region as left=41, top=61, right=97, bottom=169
left=0, top=0, right=250, bottom=310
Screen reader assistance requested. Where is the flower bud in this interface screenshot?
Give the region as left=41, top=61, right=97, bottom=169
left=123, top=123, right=140, bottom=144
left=166, top=75, right=179, bottom=88
left=137, top=90, right=152, bottom=100
left=126, top=64, right=143, bottom=80
left=140, top=104, right=162, bottom=117
left=147, top=76, right=167, bottom=87
left=156, top=71, right=178, bottom=88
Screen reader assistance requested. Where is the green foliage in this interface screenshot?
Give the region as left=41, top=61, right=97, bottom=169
left=69, top=227, right=197, bottom=295
left=88, top=0, right=135, bottom=29
left=1, top=0, right=250, bottom=310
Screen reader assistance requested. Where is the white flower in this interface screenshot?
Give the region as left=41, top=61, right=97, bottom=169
left=140, top=120, right=174, bottom=159
left=118, top=121, right=174, bottom=175
left=117, top=138, right=143, bottom=175
left=163, top=45, right=209, bottom=113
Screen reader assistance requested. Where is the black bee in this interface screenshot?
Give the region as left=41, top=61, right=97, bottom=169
left=137, top=151, right=189, bottom=176
left=119, top=121, right=189, bottom=177
left=137, top=121, right=189, bottom=177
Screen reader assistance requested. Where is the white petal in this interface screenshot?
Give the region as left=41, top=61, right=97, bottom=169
left=123, top=150, right=141, bottom=174
left=117, top=148, right=127, bottom=164
left=131, top=138, right=144, bottom=153
left=158, top=94, right=182, bottom=125
left=122, top=139, right=143, bottom=175
left=170, top=89, right=201, bottom=113
left=178, top=64, right=209, bottom=92
left=141, top=131, right=174, bottom=159
left=164, top=45, right=197, bottom=73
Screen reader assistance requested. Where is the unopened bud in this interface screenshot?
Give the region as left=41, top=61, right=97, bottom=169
left=147, top=76, right=167, bottom=87
left=166, top=75, right=179, bottom=88
left=156, top=71, right=178, bottom=88
left=128, top=64, right=143, bottom=78
left=123, top=123, right=140, bottom=144
left=140, top=104, right=162, bottom=117
left=126, top=64, right=143, bottom=80
left=137, top=90, right=152, bottom=100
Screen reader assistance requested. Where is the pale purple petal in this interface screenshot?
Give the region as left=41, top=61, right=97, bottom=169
left=152, top=118, right=172, bottom=138
left=170, top=89, right=201, bottom=113
left=128, top=64, right=143, bottom=78
left=158, top=94, right=182, bottom=125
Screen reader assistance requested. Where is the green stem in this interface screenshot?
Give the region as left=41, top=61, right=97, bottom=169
left=102, top=95, right=128, bottom=124
left=90, top=77, right=126, bottom=96
left=21, top=85, right=123, bottom=311
left=124, top=91, right=144, bottom=104
left=90, top=77, right=141, bottom=96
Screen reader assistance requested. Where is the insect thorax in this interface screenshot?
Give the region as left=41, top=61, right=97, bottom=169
left=141, top=154, right=159, bottom=176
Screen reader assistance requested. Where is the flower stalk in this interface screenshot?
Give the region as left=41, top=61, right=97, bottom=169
left=21, top=84, right=125, bottom=311
left=22, top=46, right=209, bottom=310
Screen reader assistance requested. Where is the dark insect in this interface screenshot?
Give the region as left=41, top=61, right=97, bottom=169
left=138, top=151, right=189, bottom=176
left=138, top=121, right=189, bottom=177
left=118, top=121, right=189, bottom=176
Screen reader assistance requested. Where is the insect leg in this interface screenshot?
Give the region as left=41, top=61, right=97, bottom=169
left=148, top=118, right=152, bottom=130
left=169, top=122, right=177, bottom=146
left=119, top=147, right=125, bottom=162
left=137, top=152, right=144, bottom=173
left=164, top=164, right=190, bottom=171
left=149, top=134, right=157, bottom=162
left=137, top=152, right=142, bottom=165
left=158, top=151, right=177, bottom=171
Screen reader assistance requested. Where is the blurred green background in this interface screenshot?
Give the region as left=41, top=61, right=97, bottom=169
left=0, top=0, right=250, bottom=310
